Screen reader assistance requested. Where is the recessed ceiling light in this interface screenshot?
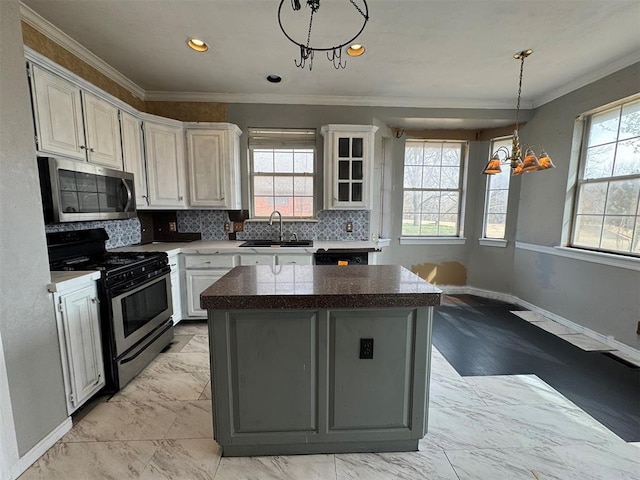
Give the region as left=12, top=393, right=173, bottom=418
left=347, top=44, right=365, bottom=57
left=187, top=38, right=209, bottom=52
left=266, top=74, right=282, bottom=83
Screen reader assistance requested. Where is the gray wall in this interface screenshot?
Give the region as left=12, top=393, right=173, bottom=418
left=510, top=63, right=640, bottom=350
left=0, top=0, right=68, bottom=455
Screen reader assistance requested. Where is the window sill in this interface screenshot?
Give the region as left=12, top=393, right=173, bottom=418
left=479, top=238, right=508, bottom=248
left=515, top=242, right=640, bottom=271
left=399, top=236, right=466, bottom=245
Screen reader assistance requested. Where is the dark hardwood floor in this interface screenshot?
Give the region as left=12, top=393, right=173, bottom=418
left=432, top=295, right=640, bottom=442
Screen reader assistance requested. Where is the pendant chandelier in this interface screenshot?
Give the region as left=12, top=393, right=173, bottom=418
left=483, top=49, right=554, bottom=176
left=277, top=0, right=369, bottom=70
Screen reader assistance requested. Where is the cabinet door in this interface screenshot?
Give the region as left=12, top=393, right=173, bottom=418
left=144, top=121, right=186, bottom=207
left=186, top=127, right=242, bottom=209
left=186, top=129, right=226, bottom=207
left=322, top=126, right=377, bottom=210
left=82, top=93, right=122, bottom=169
left=186, top=270, right=229, bottom=317
left=30, top=65, right=85, bottom=160
left=59, top=285, right=105, bottom=410
left=121, top=111, right=150, bottom=207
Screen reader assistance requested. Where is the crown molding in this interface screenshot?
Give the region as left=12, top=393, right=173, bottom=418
left=533, top=50, right=640, bottom=108
left=143, top=90, right=523, bottom=110
left=19, top=3, right=146, bottom=101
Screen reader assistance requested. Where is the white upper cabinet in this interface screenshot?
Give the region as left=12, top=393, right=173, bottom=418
left=120, top=111, right=150, bottom=208
left=30, top=64, right=123, bottom=169
left=31, top=64, right=85, bottom=160
left=143, top=119, right=187, bottom=208
left=321, top=125, right=378, bottom=210
left=82, top=92, right=122, bottom=169
left=185, top=124, right=242, bottom=209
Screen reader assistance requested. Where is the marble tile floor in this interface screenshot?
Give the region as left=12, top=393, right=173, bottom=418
left=19, top=321, right=640, bottom=480
left=511, top=310, right=639, bottom=363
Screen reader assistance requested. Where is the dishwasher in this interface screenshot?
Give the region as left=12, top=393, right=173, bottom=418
left=313, top=251, right=369, bottom=265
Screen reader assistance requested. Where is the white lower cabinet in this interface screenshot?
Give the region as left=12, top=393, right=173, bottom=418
left=169, top=252, right=182, bottom=324
left=184, top=254, right=238, bottom=318
left=50, top=279, right=105, bottom=414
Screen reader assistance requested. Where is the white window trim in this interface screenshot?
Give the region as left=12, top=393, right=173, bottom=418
left=516, top=242, right=640, bottom=271
left=400, top=139, right=468, bottom=239
left=400, top=236, right=467, bottom=245
left=479, top=238, right=508, bottom=247
left=482, top=135, right=513, bottom=240
left=567, top=95, right=640, bottom=256
left=248, top=128, right=317, bottom=220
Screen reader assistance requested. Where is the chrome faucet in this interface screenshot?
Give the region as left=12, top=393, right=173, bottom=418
left=268, top=210, right=283, bottom=242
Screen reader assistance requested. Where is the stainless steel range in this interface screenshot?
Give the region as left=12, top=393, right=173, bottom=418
left=47, top=228, right=174, bottom=391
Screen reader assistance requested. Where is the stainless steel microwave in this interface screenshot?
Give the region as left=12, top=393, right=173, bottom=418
left=38, top=156, right=136, bottom=224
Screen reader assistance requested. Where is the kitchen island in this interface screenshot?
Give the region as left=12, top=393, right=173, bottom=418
left=200, top=264, right=441, bottom=457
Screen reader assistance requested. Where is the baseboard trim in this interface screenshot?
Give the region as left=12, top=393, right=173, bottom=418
left=438, top=286, right=640, bottom=359
left=12, top=417, right=72, bottom=479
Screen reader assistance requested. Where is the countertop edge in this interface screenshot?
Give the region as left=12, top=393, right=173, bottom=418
left=110, top=240, right=383, bottom=255
left=48, top=270, right=101, bottom=293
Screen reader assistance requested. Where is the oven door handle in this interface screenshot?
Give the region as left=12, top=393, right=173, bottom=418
left=109, top=270, right=171, bottom=298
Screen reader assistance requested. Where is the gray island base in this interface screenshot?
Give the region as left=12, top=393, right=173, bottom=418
left=200, top=265, right=442, bottom=457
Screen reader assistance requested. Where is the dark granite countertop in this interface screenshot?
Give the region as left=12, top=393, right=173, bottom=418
left=200, top=265, right=442, bottom=310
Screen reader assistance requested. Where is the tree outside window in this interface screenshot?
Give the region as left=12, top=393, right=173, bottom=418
left=402, top=140, right=466, bottom=236
left=572, top=98, right=640, bottom=255
left=483, top=136, right=512, bottom=239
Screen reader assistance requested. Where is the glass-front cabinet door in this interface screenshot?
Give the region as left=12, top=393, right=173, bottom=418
left=322, top=125, right=378, bottom=210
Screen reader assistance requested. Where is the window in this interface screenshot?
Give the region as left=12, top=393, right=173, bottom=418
left=401, top=140, right=466, bottom=237
left=572, top=97, right=640, bottom=255
left=483, top=136, right=512, bottom=239
left=248, top=129, right=316, bottom=218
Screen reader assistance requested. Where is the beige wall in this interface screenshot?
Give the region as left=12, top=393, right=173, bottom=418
left=22, top=21, right=227, bottom=122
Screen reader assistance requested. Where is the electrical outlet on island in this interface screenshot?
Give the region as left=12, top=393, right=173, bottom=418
left=346, top=221, right=353, bottom=233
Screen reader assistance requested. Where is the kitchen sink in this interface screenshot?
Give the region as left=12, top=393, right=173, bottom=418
left=239, top=239, right=314, bottom=247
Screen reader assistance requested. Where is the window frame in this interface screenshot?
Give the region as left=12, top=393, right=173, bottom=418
left=569, top=96, right=640, bottom=257
left=482, top=135, right=513, bottom=242
left=399, top=139, right=468, bottom=242
left=247, top=128, right=317, bottom=220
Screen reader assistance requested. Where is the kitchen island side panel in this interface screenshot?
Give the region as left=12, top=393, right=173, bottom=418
left=208, top=306, right=431, bottom=456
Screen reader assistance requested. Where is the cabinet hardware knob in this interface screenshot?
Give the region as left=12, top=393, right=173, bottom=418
left=178, top=195, right=184, bottom=201
left=89, top=148, right=95, bottom=152
left=92, top=297, right=100, bottom=304
left=80, top=145, right=86, bottom=150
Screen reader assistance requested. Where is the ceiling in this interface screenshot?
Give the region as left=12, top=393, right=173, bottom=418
left=20, top=0, right=640, bottom=128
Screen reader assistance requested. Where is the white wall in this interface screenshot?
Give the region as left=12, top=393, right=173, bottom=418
left=0, top=0, right=68, bottom=457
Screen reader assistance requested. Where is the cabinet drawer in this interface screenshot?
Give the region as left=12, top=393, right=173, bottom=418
left=239, top=254, right=275, bottom=266
left=277, top=254, right=313, bottom=265
left=184, top=254, right=236, bottom=269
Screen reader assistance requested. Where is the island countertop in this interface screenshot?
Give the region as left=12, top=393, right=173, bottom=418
left=200, top=264, right=442, bottom=310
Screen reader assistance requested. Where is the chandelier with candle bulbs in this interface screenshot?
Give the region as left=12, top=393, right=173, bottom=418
left=483, top=50, right=554, bottom=176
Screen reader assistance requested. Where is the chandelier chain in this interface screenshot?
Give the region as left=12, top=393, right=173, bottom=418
left=515, top=54, right=525, bottom=132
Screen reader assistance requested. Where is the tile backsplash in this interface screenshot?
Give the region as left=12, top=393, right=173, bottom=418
left=43, top=210, right=370, bottom=250
left=44, top=218, right=141, bottom=249
left=177, top=210, right=370, bottom=241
